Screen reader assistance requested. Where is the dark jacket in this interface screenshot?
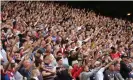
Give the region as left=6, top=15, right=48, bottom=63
left=120, top=61, right=132, bottom=79
left=104, top=70, right=114, bottom=80
left=55, top=69, right=73, bottom=80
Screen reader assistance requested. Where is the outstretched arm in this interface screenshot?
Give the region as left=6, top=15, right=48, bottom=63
left=104, top=58, right=118, bottom=69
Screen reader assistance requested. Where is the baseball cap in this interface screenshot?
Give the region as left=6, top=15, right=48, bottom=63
left=72, top=60, right=78, bottom=66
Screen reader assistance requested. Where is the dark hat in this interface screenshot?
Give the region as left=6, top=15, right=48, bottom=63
left=56, top=57, right=62, bottom=62
left=111, top=46, right=115, bottom=50
left=64, top=51, right=69, bottom=55
left=37, top=49, right=43, bottom=54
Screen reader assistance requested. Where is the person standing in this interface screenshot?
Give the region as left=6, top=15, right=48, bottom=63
left=120, top=55, right=132, bottom=80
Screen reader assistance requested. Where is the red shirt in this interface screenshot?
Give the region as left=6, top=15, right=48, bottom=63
left=59, top=48, right=65, bottom=55
left=71, top=66, right=83, bottom=79
left=7, top=69, right=15, bottom=80
left=110, top=52, right=121, bottom=59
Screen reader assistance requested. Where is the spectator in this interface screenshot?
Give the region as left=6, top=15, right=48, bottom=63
left=30, top=67, right=40, bottom=80
left=71, top=60, right=83, bottom=80
left=95, top=59, right=117, bottom=80
left=80, top=65, right=100, bottom=80
left=114, top=62, right=124, bottom=80
left=110, top=47, right=121, bottom=59
left=120, top=55, right=132, bottom=79
left=41, top=55, right=56, bottom=80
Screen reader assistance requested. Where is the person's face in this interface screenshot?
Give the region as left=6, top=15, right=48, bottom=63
left=71, top=51, right=76, bottom=57
left=115, top=64, right=120, bottom=71
left=23, top=60, right=30, bottom=68
left=95, top=62, right=101, bottom=67
left=84, top=66, right=89, bottom=72
left=35, top=53, right=41, bottom=58
left=64, top=53, right=69, bottom=58
left=82, top=45, right=86, bottom=50
left=26, top=36, right=30, bottom=41
left=122, top=58, right=127, bottom=62
left=57, top=53, right=63, bottom=58
left=109, top=65, right=114, bottom=71
left=66, top=45, right=71, bottom=51
left=73, top=63, right=79, bottom=67
left=46, top=45, right=51, bottom=53
left=15, top=53, right=21, bottom=60
left=41, top=41, right=46, bottom=48
left=71, top=43, right=75, bottom=48
left=58, top=59, right=63, bottom=65
left=8, top=39, right=13, bottom=44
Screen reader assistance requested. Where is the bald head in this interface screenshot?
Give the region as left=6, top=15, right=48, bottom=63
left=23, top=60, right=31, bottom=68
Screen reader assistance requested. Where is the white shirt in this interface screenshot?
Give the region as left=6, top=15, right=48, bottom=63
left=32, top=77, right=39, bottom=80
left=62, top=57, right=69, bottom=66
left=77, top=40, right=82, bottom=47
left=0, top=53, right=3, bottom=60
left=14, top=71, right=23, bottom=80
left=15, top=42, right=20, bottom=48
left=0, top=49, right=8, bottom=64
left=95, top=67, right=105, bottom=80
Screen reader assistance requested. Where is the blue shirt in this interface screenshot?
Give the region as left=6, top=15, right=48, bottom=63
left=52, top=36, right=57, bottom=42
left=19, top=67, right=32, bottom=80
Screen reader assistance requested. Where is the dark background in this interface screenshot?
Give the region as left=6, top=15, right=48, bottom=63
left=2, top=1, right=133, bottom=22
left=57, top=1, right=133, bottom=22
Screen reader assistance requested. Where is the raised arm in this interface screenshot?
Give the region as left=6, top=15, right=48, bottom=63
left=104, top=58, right=117, bottom=69
left=14, top=54, right=27, bottom=72
left=86, top=67, right=101, bottom=77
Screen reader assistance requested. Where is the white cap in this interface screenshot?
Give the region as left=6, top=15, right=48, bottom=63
left=94, top=61, right=101, bottom=65
left=72, top=60, right=78, bottom=66
left=69, top=66, right=73, bottom=70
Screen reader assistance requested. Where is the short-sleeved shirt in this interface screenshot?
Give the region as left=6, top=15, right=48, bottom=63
left=43, top=63, right=56, bottom=80
left=110, top=52, right=121, bottom=59
left=95, top=67, right=105, bottom=80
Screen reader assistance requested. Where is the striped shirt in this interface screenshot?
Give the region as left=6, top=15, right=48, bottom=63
left=43, top=63, right=56, bottom=80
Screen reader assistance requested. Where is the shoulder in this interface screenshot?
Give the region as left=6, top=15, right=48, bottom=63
left=79, top=72, right=82, bottom=77
left=120, top=61, right=126, bottom=65
left=115, top=72, right=121, bottom=76
left=104, top=70, right=110, bottom=74
left=98, top=67, right=105, bottom=73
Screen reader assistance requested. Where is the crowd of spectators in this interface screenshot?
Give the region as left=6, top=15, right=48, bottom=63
left=1, top=1, right=133, bottom=80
